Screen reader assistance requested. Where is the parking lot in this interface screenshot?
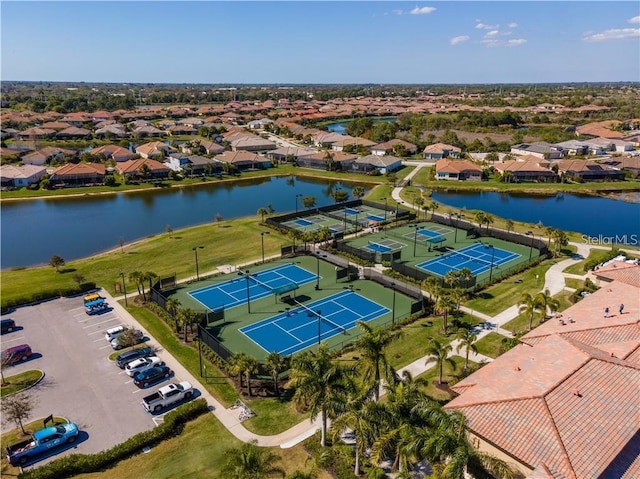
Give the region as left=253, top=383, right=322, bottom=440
left=1, top=293, right=191, bottom=466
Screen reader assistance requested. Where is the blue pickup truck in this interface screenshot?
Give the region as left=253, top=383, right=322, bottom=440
left=6, top=422, right=79, bottom=465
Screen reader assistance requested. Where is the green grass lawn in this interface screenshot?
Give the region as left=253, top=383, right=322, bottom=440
left=1, top=417, right=67, bottom=477
left=0, top=370, right=43, bottom=397
left=242, top=395, right=307, bottom=435
left=416, top=356, right=471, bottom=402
left=562, top=247, right=639, bottom=275
left=564, top=278, right=584, bottom=290
left=473, top=333, right=505, bottom=359
left=1, top=217, right=290, bottom=309
left=502, top=288, right=577, bottom=333
left=73, top=413, right=330, bottom=479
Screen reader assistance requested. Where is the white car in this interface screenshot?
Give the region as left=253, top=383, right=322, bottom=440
left=125, top=356, right=163, bottom=377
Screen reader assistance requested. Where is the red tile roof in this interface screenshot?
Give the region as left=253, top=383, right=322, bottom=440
left=594, top=262, right=640, bottom=288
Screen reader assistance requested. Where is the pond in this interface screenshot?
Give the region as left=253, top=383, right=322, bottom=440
left=429, top=190, right=640, bottom=246
left=1, top=176, right=370, bottom=269
left=326, top=117, right=397, bottom=135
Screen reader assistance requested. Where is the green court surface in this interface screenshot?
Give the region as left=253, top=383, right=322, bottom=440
left=345, top=221, right=538, bottom=284
left=163, top=255, right=414, bottom=360
left=281, top=203, right=393, bottom=235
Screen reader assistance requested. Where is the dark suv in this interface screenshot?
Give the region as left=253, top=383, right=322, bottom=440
left=1, top=319, right=16, bottom=334
left=1, top=344, right=33, bottom=365
left=115, top=347, right=153, bottom=368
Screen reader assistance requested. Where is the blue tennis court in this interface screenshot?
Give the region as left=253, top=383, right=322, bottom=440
left=189, top=263, right=317, bottom=310
left=294, top=218, right=314, bottom=227
left=240, top=290, right=390, bottom=355
left=366, top=243, right=393, bottom=253
left=417, top=244, right=520, bottom=277
left=366, top=214, right=385, bottom=222
left=345, top=208, right=361, bottom=215
left=417, top=229, right=443, bottom=239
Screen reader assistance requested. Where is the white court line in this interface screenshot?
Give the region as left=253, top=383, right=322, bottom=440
left=275, top=323, right=302, bottom=343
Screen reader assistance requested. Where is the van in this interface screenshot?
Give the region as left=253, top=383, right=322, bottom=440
left=1, top=344, right=33, bottom=365
left=84, top=293, right=102, bottom=304
left=105, top=326, right=125, bottom=341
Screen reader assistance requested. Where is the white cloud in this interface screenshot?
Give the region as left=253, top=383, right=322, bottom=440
left=481, top=39, right=500, bottom=47
left=476, top=22, right=498, bottom=29
left=629, top=16, right=640, bottom=24
left=485, top=30, right=499, bottom=37
left=583, top=28, right=640, bottom=42
left=506, top=38, right=527, bottom=46
left=392, top=9, right=404, bottom=15
left=450, top=35, right=470, bottom=46
left=508, top=22, right=518, bottom=28
left=410, top=6, right=437, bottom=15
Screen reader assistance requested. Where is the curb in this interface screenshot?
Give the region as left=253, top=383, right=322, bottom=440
left=2, top=369, right=46, bottom=397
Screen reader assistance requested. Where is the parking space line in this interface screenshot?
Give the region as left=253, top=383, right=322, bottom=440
left=69, top=306, right=85, bottom=312
left=124, top=379, right=133, bottom=384
left=88, top=324, right=122, bottom=335
left=0, top=335, right=27, bottom=343
left=132, top=389, right=143, bottom=394
left=98, top=345, right=112, bottom=350
left=83, top=317, right=118, bottom=329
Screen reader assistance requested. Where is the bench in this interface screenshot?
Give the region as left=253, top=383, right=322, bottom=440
left=280, top=294, right=292, bottom=303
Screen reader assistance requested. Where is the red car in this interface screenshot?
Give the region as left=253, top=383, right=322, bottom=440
left=1, top=344, right=33, bottom=365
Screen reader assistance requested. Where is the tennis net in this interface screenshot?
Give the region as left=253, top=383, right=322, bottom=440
left=246, top=273, right=276, bottom=294
left=444, top=249, right=496, bottom=268
left=292, top=299, right=349, bottom=335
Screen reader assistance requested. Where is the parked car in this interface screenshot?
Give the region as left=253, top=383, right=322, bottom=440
left=85, top=299, right=108, bottom=315
left=133, top=365, right=172, bottom=388
left=110, top=329, right=144, bottom=350
left=6, top=422, right=79, bottom=466
left=1, top=344, right=33, bottom=365
left=1, top=319, right=16, bottom=334
left=115, top=347, right=153, bottom=369
left=125, top=356, right=163, bottom=377
left=104, top=326, right=125, bottom=341
left=142, top=381, right=193, bottom=412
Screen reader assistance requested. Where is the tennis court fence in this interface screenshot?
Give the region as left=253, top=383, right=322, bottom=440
left=198, top=325, right=233, bottom=362
left=334, top=242, right=376, bottom=263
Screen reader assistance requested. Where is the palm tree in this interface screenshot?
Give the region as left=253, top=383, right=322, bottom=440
left=482, top=213, right=494, bottom=232
left=474, top=211, right=486, bottom=230
left=227, top=353, right=246, bottom=390
left=414, top=196, right=425, bottom=220
left=352, top=185, right=365, bottom=199
left=353, top=321, right=401, bottom=401
left=143, top=271, right=159, bottom=302
left=535, top=288, right=559, bottom=322
left=288, top=229, right=303, bottom=252
left=128, top=271, right=144, bottom=299
left=518, top=292, right=542, bottom=331
left=219, top=440, right=285, bottom=479
left=178, top=307, right=200, bottom=342
left=505, top=219, right=515, bottom=233
left=242, top=355, right=259, bottom=397
left=290, top=344, right=357, bottom=446
left=331, top=390, right=389, bottom=475
left=429, top=201, right=440, bottom=220
left=257, top=207, right=268, bottom=223
left=552, top=228, right=568, bottom=257
left=455, top=328, right=478, bottom=370
left=425, top=339, right=456, bottom=385
left=436, top=292, right=455, bottom=334
left=165, top=297, right=181, bottom=332
left=265, top=351, right=290, bottom=394
left=544, top=226, right=555, bottom=246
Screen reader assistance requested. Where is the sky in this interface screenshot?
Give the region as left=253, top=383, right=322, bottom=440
left=1, top=1, right=639, bottom=84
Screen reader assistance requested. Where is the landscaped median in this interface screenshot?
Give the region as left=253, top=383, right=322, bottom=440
left=1, top=370, right=44, bottom=397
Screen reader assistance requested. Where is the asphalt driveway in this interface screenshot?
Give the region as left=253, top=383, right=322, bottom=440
left=1, top=294, right=185, bottom=466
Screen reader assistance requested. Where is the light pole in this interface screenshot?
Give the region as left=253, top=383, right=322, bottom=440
left=355, top=211, right=359, bottom=235
left=316, top=310, right=323, bottom=346
left=192, top=246, right=204, bottom=281
left=412, top=224, right=423, bottom=256
left=295, top=194, right=302, bottom=214
left=454, top=213, right=465, bottom=243
left=395, top=202, right=400, bottom=227
left=385, top=283, right=396, bottom=324
left=526, top=231, right=534, bottom=262
left=486, top=244, right=495, bottom=282
left=119, top=272, right=128, bottom=307
left=382, top=197, right=388, bottom=222
left=238, top=269, right=252, bottom=313
left=261, top=232, right=270, bottom=264
left=315, top=252, right=326, bottom=290
left=343, top=208, right=347, bottom=233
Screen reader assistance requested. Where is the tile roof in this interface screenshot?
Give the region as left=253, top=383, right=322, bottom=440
left=116, top=158, right=169, bottom=174
left=423, top=142, right=461, bottom=154
left=435, top=158, right=482, bottom=173
left=594, top=262, right=640, bottom=288
left=371, top=139, right=418, bottom=152
left=495, top=160, right=555, bottom=174
left=52, top=162, right=105, bottom=176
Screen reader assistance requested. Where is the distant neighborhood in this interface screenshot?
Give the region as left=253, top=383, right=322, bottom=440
left=1, top=96, right=639, bottom=190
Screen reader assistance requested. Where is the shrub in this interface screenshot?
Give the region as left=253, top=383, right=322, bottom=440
left=583, top=248, right=622, bottom=272
left=19, top=399, right=209, bottom=479
left=1, top=282, right=97, bottom=312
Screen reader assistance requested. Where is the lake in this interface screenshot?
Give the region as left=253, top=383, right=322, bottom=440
left=0, top=176, right=369, bottom=269
left=430, top=190, right=640, bottom=246
left=326, top=117, right=397, bottom=135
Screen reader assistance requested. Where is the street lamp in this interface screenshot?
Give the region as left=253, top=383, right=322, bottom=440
left=526, top=231, right=534, bottom=262
left=295, top=194, right=303, bottom=214
left=454, top=213, right=465, bottom=243
left=385, top=282, right=397, bottom=324
left=486, top=244, right=495, bottom=282
left=381, top=197, right=388, bottom=222
left=238, top=269, right=252, bottom=313
left=316, top=310, right=323, bottom=346
left=315, top=251, right=327, bottom=290
left=119, top=271, right=128, bottom=307
left=395, top=202, right=401, bottom=227
left=412, top=224, right=423, bottom=256
left=261, top=232, right=270, bottom=264
left=192, top=246, right=204, bottom=281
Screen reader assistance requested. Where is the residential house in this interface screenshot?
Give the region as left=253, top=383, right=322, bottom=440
left=423, top=143, right=462, bottom=160
left=167, top=125, right=197, bottom=136
left=312, top=131, right=347, bottom=148
left=247, top=118, right=274, bottom=129
left=165, top=153, right=222, bottom=175
left=622, top=132, right=640, bottom=147
left=587, top=137, right=634, bottom=153
left=0, top=164, right=47, bottom=188
left=555, top=159, right=626, bottom=181
left=39, top=121, right=73, bottom=131
left=296, top=151, right=357, bottom=171
left=266, top=146, right=317, bottom=163
left=21, top=147, right=75, bottom=166
left=50, top=162, right=106, bottom=187
left=180, top=139, right=225, bottom=156
left=89, top=144, right=136, bottom=163
left=18, top=127, right=56, bottom=140
left=56, top=126, right=92, bottom=139
left=445, top=279, right=640, bottom=479
left=554, top=139, right=589, bottom=156
left=116, top=158, right=170, bottom=180
left=228, top=134, right=277, bottom=152
left=331, top=137, right=377, bottom=152
left=177, top=117, right=204, bottom=128
left=135, top=141, right=175, bottom=159
left=434, top=159, right=483, bottom=181
left=601, top=156, right=640, bottom=177
left=511, top=142, right=564, bottom=159
left=133, top=125, right=164, bottom=137
left=576, top=121, right=625, bottom=139
left=352, top=154, right=403, bottom=175
left=494, top=159, right=557, bottom=182
left=214, top=151, right=271, bottom=170
left=371, top=139, right=418, bottom=156
left=95, top=123, right=127, bottom=138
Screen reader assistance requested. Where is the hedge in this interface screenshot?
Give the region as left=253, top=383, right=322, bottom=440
left=19, top=398, right=209, bottom=479
left=1, top=282, right=97, bottom=312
